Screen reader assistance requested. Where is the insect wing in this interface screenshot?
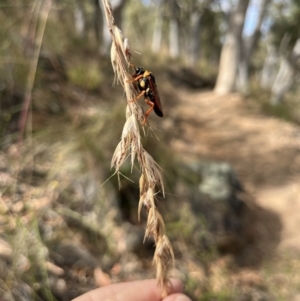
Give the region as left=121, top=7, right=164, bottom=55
left=148, top=75, right=163, bottom=117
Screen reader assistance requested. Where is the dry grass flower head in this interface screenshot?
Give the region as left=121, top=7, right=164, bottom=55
left=101, top=0, right=174, bottom=297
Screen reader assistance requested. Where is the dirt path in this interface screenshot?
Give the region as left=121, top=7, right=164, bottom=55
left=166, top=90, right=300, bottom=253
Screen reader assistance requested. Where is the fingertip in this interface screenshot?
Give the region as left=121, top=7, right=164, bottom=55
left=163, top=293, right=192, bottom=301
left=168, top=278, right=184, bottom=294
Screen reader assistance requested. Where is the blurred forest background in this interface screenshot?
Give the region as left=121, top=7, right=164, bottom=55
left=1, top=0, right=300, bottom=300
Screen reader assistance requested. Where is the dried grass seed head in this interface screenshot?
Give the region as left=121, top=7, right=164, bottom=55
left=140, top=151, right=165, bottom=197
left=154, top=235, right=175, bottom=265
left=122, top=114, right=142, bottom=170
left=139, top=174, right=147, bottom=196
left=123, top=38, right=131, bottom=61
left=111, top=140, right=129, bottom=171
left=102, top=0, right=174, bottom=294
left=144, top=207, right=165, bottom=242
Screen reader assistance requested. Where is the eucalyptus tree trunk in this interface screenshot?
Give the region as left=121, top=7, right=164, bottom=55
left=169, top=0, right=180, bottom=58
left=214, top=0, right=250, bottom=95
left=260, top=45, right=278, bottom=89
left=112, top=0, right=128, bottom=28
left=94, top=0, right=103, bottom=44
left=98, top=0, right=128, bottom=55
left=74, top=0, right=85, bottom=37
left=188, top=11, right=201, bottom=66
left=152, top=6, right=164, bottom=53
left=238, top=0, right=270, bottom=94
left=262, top=33, right=289, bottom=90
left=187, top=0, right=213, bottom=67
left=271, top=38, right=300, bottom=105
left=169, top=19, right=179, bottom=57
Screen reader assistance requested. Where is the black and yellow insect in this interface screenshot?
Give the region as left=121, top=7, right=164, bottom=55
left=128, top=65, right=163, bottom=124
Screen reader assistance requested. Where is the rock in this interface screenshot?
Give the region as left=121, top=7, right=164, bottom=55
left=52, top=242, right=98, bottom=270
left=49, top=278, right=68, bottom=300
left=185, top=161, right=256, bottom=253
left=191, top=161, right=244, bottom=209
left=121, top=222, right=145, bottom=253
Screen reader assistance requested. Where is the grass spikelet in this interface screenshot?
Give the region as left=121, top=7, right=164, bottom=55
left=111, top=42, right=118, bottom=86
left=139, top=174, right=147, bottom=196
left=111, top=141, right=128, bottom=171
left=101, top=0, right=174, bottom=295
left=138, top=192, right=146, bottom=221
left=141, top=150, right=165, bottom=197
left=144, top=206, right=166, bottom=241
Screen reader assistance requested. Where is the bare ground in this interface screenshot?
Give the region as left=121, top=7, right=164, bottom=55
left=164, top=89, right=300, bottom=258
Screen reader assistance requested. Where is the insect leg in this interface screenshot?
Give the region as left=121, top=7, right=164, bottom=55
left=130, top=90, right=146, bottom=102
left=130, top=90, right=145, bottom=103
left=141, top=98, right=155, bottom=125
left=127, top=74, right=144, bottom=83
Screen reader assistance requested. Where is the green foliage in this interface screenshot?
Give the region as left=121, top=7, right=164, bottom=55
left=185, top=275, right=232, bottom=301
left=67, top=61, right=103, bottom=90
left=167, top=219, right=194, bottom=237
left=199, top=291, right=232, bottom=301
left=270, top=0, right=300, bottom=48
left=250, top=83, right=300, bottom=124
left=124, top=0, right=157, bottom=49
left=261, top=101, right=296, bottom=122
left=200, top=7, right=222, bottom=60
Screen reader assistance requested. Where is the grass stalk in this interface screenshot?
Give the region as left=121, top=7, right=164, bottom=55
left=101, top=0, right=174, bottom=297
left=18, top=0, right=52, bottom=149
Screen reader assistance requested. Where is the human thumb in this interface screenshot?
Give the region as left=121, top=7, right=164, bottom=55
left=163, top=293, right=192, bottom=301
